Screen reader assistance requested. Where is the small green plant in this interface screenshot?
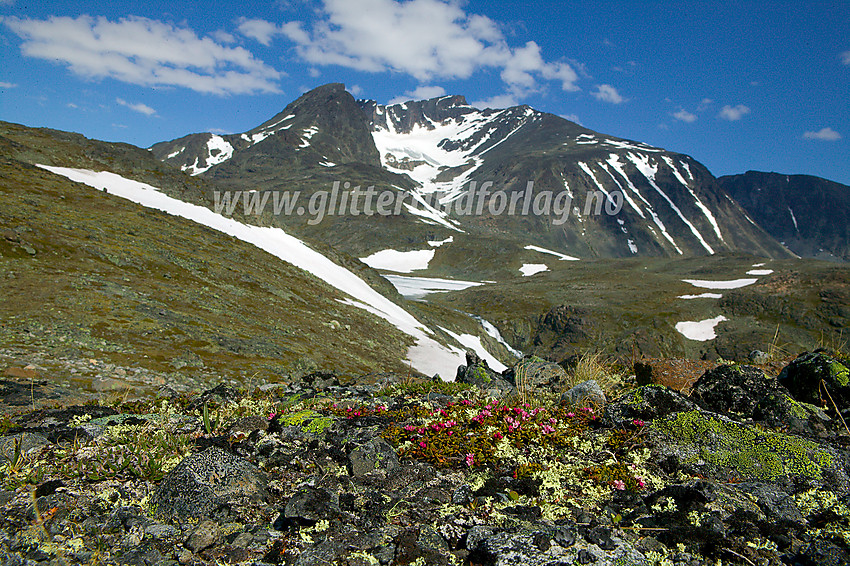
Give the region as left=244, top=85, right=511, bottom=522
left=203, top=400, right=218, bottom=435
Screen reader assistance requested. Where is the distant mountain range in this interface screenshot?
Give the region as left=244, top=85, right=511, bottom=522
left=150, top=83, right=792, bottom=264
left=718, top=171, right=850, bottom=262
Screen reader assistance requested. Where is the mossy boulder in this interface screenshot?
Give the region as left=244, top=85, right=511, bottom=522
left=689, top=363, right=837, bottom=439
left=456, top=351, right=513, bottom=395
left=778, top=351, right=850, bottom=411
left=650, top=409, right=849, bottom=489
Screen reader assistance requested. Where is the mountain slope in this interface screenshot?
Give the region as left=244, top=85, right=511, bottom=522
left=151, top=84, right=790, bottom=263
left=717, top=171, right=850, bottom=262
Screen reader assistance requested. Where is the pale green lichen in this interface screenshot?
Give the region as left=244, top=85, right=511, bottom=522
left=277, top=410, right=333, bottom=434
left=653, top=410, right=833, bottom=481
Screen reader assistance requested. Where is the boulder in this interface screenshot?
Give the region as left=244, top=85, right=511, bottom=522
left=779, top=351, right=850, bottom=411
left=456, top=352, right=514, bottom=395
left=151, top=447, right=269, bottom=522
left=561, top=380, right=606, bottom=408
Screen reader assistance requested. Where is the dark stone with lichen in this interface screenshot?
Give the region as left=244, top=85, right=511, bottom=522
left=779, top=351, right=850, bottom=411
left=151, top=446, right=269, bottom=522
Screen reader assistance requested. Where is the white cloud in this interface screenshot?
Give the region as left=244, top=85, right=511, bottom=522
left=236, top=18, right=280, bottom=46
left=348, top=84, right=362, bottom=95
left=560, top=113, right=582, bottom=125
left=672, top=108, right=697, bottom=123
left=803, top=127, right=841, bottom=141
left=842, top=51, right=850, bottom=65
left=244, top=0, right=580, bottom=96
left=389, top=85, right=445, bottom=104
left=0, top=81, right=18, bottom=88
left=116, top=97, right=157, bottom=116
left=470, top=93, right=519, bottom=109
left=591, top=84, right=625, bottom=104
left=718, top=104, right=750, bottom=121
left=3, top=15, right=282, bottom=95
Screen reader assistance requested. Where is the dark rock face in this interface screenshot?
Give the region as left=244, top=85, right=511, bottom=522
left=718, top=170, right=850, bottom=261
left=506, top=355, right=568, bottom=401
left=778, top=351, right=850, bottom=410
left=151, top=447, right=269, bottom=522
left=348, top=436, right=401, bottom=477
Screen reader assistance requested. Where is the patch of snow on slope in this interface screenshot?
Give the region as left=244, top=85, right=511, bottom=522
left=628, top=239, right=638, bottom=254
left=440, top=327, right=507, bottom=372
left=38, top=165, right=467, bottom=379
left=299, top=126, right=319, bottom=148
left=604, top=139, right=662, bottom=152
left=676, top=315, right=728, bottom=341
left=428, top=236, right=454, bottom=247
left=524, top=245, right=579, bottom=261
left=678, top=293, right=723, bottom=299
left=473, top=316, right=523, bottom=357
left=183, top=135, right=234, bottom=175
left=520, top=264, right=548, bottom=276
left=385, top=275, right=481, bottom=299
left=167, top=147, right=185, bottom=159
left=747, top=269, right=774, bottom=276
left=627, top=153, right=714, bottom=254
left=788, top=207, right=799, bottom=232
left=683, top=278, right=758, bottom=289
left=360, top=249, right=435, bottom=273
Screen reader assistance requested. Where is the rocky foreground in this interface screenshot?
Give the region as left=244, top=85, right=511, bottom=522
left=2, top=351, right=850, bottom=566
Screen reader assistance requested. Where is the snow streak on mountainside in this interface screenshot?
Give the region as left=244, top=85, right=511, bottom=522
left=38, top=165, right=504, bottom=378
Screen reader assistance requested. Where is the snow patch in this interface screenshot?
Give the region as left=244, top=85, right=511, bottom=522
left=360, top=249, right=435, bottom=273
left=683, top=278, right=758, bottom=290
left=428, top=236, right=454, bottom=247
left=524, top=245, right=579, bottom=261
left=746, top=269, right=774, bottom=276
left=519, top=264, right=549, bottom=276
left=474, top=317, right=523, bottom=357
left=676, top=315, right=728, bottom=341
left=678, top=293, right=723, bottom=299
left=385, top=275, right=481, bottom=299
left=183, top=135, right=234, bottom=175
left=440, top=327, right=507, bottom=372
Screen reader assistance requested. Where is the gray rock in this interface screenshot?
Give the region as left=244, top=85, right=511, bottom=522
left=348, top=437, right=401, bottom=477
left=509, top=356, right=569, bottom=401
left=151, top=447, right=269, bottom=522
left=283, top=486, right=339, bottom=524
left=600, top=385, right=699, bottom=429
left=185, top=520, right=221, bottom=553
left=561, top=380, right=606, bottom=408
left=749, top=350, right=771, bottom=365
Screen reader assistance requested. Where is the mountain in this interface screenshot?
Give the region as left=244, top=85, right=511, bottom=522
left=151, top=83, right=791, bottom=266
left=717, top=171, right=850, bottom=262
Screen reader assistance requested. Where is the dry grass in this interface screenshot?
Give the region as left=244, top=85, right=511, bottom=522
left=566, top=351, right=625, bottom=398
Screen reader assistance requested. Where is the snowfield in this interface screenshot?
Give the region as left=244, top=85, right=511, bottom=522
left=360, top=249, right=435, bottom=273
left=38, top=165, right=503, bottom=379
left=675, top=315, right=728, bottom=341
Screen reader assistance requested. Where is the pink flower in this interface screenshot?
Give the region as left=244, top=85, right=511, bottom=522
left=566, top=412, right=576, bottom=418
left=465, top=453, right=475, bottom=467
left=632, top=419, right=646, bottom=427
left=540, top=424, right=555, bottom=434
left=267, top=412, right=277, bottom=421
left=613, top=480, right=626, bottom=490
left=404, top=425, right=416, bottom=432
left=460, top=399, right=473, bottom=406
left=549, top=418, right=557, bottom=424
left=493, top=431, right=503, bottom=440
left=636, top=477, right=646, bottom=488
left=419, top=441, right=427, bottom=449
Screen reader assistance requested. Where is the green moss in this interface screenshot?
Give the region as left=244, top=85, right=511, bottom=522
left=830, top=361, right=850, bottom=387
left=654, top=410, right=833, bottom=481
left=278, top=410, right=333, bottom=434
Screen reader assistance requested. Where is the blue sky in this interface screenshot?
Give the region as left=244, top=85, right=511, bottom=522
left=1, top=0, right=848, bottom=184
